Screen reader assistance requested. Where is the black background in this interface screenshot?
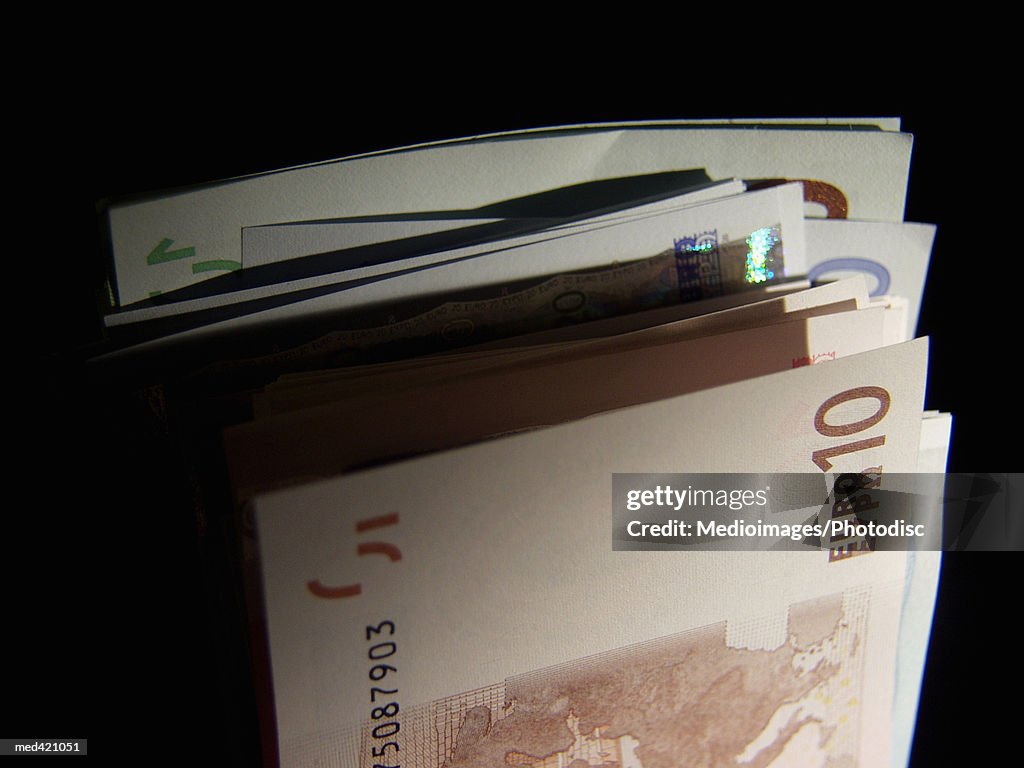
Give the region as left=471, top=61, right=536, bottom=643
left=11, top=72, right=1019, bottom=764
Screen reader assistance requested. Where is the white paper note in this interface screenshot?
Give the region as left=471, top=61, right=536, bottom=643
left=108, top=124, right=911, bottom=304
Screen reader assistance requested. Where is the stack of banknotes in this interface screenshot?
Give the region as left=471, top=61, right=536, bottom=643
left=100, top=118, right=948, bottom=767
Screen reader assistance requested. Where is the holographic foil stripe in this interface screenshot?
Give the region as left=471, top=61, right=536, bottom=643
left=745, top=225, right=782, bottom=284
left=673, top=225, right=784, bottom=302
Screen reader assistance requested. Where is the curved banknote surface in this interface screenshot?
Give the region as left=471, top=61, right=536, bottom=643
left=202, top=226, right=784, bottom=377
left=255, top=340, right=928, bottom=768
left=279, top=590, right=881, bottom=768
left=383, top=591, right=870, bottom=768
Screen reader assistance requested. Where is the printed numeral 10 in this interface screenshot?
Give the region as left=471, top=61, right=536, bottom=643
left=811, top=386, right=891, bottom=471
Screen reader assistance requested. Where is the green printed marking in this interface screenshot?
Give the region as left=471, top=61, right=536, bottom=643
left=147, top=238, right=196, bottom=265
left=149, top=290, right=162, bottom=298
left=192, top=259, right=241, bottom=274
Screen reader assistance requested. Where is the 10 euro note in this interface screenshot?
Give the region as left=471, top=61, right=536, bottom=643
left=253, top=338, right=930, bottom=768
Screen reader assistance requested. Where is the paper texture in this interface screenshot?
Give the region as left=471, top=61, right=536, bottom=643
left=240, top=180, right=746, bottom=270
left=226, top=278, right=872, bottom=499
left=254, top=339, right=928, bottom=767
left=105, top=180, right=747, bottom=328
left=806, top=220, right=935, bottom=335
left=889, top=413, right=951, bottom=765
left=105, top=183, right=806, bottom=355
left=108, top=124, right=911, bottom=305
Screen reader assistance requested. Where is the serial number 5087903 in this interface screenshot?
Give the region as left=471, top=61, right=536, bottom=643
left=365, top=620, right=400, bottom=768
